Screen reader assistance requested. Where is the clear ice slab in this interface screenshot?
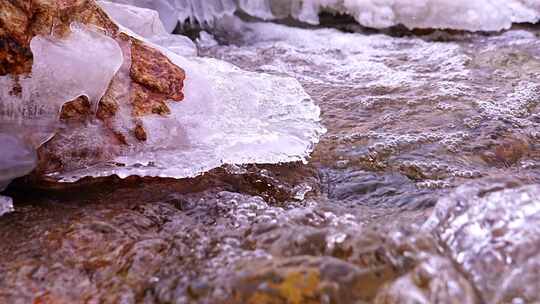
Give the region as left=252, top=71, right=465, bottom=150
left=51, top=52, right=325, bottom=181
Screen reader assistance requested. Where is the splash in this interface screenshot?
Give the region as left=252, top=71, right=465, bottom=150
left=424, top=179, right=540, bottom=302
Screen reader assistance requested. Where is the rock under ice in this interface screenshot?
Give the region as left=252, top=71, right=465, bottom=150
left=27, top=2, right=325, bottom=182
left=0, top=1, right=324, bottom=205
left=109, top=0, right=540, bottom=32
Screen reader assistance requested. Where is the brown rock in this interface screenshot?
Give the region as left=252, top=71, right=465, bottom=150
left=134, top=122, right=147, bottom=142
left=131, top=82, right=171, bottom=116
left=130, top=39, right=185, bottom=102
left=60, top=96, right=92, bottom=123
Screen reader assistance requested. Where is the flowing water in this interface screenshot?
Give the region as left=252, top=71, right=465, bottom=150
left=2, top=8, right=540, bottom=304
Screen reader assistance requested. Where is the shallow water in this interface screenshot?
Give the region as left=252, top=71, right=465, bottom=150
left=2, top=18, right=540, bottom=304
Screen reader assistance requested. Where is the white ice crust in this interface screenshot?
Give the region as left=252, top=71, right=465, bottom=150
left=109, top=0, right=540, bottom=31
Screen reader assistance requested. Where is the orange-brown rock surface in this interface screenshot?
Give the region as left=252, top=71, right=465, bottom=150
left=0, top=0, right=186, bottom=175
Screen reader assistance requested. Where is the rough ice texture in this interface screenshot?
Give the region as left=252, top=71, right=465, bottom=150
left=52, top=49, right=325, bottom=181
left=110, top=0, right=540, bottom=31
left=98, top=1, right=197, bottom=56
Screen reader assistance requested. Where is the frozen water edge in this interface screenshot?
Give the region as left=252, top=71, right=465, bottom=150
left=109, top=0, right=540, bottom=32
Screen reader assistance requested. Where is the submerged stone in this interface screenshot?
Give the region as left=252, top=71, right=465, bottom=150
left=424, top=179, right=540, bottom=302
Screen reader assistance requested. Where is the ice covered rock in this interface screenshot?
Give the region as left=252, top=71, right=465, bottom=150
left=0, top=23, right=124, bottom=146
left=110, top=0, right=540, bottom=31
left=0, top=0, right=186, bottom=178
left=1, top=0, right=323, bottom=184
